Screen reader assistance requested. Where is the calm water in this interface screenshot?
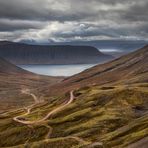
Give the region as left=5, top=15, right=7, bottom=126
left=19, top=64, right=96, bottom=76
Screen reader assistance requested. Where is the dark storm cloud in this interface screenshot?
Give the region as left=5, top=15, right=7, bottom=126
left=123, top=1, right=148, bottom=21
left=0, top=0, right=91, bottom=21
left=0, top=0, right=147, bottom=42
left=0, top=19, right=46, bottom=31
left=0, top=0, right=49, bottom=20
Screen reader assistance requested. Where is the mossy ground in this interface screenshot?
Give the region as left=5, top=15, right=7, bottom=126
left=0, top=84, right=147, bottom=147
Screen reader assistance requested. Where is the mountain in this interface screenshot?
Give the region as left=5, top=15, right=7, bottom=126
left=34, top=39, right=147, bottom=56
left=0, top=46, right=147, bottom=148
left=46, top=45, right=148, bottom=95
left=0, top=41, right=113, bottom=64
left=0, top=57, right=63, bottom=112
left=0, top=57, right=27, bottom=74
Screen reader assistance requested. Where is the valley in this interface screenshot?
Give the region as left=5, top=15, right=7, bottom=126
left=0, top=46, right=147, bottom=147
left=0, top=84, right=147, bottom=147
left=0, top=0, right=148, bottom=147
left=0, top=58, right=63, bottom=112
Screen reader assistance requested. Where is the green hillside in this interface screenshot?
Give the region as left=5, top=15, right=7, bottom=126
left=0, top=46, right=147, bottom=147
left=0, top=84, right=147, bottom=147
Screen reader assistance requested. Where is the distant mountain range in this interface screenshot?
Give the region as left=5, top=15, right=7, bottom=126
left=23, top=39, right=148, bottom=54
left=0, top=41, right=113, bottom=65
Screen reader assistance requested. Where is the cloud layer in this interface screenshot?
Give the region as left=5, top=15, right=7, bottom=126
left=0, top=0, right=148, bottom=42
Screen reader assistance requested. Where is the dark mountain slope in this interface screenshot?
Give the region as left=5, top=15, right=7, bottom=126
left=0, top=57, right=27, bottom=74
left=0, top=57, right=63, bottom=112
left=47, top=45, right=148, bottom=95
left=0, top=41, right=113, bottom=64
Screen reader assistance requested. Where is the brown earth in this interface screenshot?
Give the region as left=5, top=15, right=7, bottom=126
left=44, top=45, right=148, bottom=97
left=0, top=58, right=63, bottom=112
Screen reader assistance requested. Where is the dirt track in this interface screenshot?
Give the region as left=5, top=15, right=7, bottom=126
left=13, top=90, right=100, bottom=147
left=13, top=91, right=74, bottom=124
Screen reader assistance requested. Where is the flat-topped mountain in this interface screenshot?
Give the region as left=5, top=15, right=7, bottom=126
left=0, top=41, right=113, bottom=64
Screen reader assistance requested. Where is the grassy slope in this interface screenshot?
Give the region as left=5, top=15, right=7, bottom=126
left=0, top=58, right=63, bottom=112
left=0, top=46, right=147, bottom=147
left=44, top=45, right=148, bottom=97
left=0, top=73, right=62, bottom=112
left=0, top=83, right=147, bottom=148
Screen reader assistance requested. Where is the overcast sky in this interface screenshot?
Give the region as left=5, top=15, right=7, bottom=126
left=0, top=0, right=148, bottom=43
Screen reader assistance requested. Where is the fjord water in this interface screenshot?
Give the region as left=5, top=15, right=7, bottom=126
left=19, top=64, right=96, bottom=76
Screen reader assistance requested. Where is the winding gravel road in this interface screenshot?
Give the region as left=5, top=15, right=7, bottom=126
left=13, top=91, right=74, bottom=124
left=13, top=90, right=101, bottom=147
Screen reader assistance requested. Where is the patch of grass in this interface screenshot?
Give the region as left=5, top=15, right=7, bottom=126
left=0, top=84, right=147, bottom=147
left=0, top=125, right=48, bottom=147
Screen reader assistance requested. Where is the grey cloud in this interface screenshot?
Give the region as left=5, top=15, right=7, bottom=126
left=0, top=19, right=46, bottom=31
left=0, top=0, right=91, bottom=21
left=0, top=0, right=49, bottom=20
left=122, top=1, right=148, bottom=21
left=0, top=0, right=147, bottom=42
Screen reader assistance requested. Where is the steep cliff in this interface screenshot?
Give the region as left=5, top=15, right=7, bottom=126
left=0, top=41, right=113, bottom=64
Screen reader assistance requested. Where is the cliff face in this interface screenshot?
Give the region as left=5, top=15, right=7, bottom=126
left=0, top=41, right=113, bottom=64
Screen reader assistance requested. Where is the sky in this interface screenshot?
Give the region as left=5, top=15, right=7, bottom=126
left=0, top=0, right=148, bottom=44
